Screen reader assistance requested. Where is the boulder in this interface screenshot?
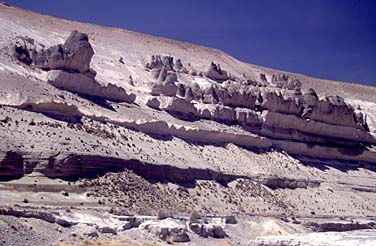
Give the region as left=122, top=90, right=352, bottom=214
left=156, top=66, right=168, bottom=82
left=84, top=230, right=99, bottom=238
left=189, top=222, right=226, bottom=238
left=146, top=97, right=161, bottom=110
left=259, top=73, right=268, bottom=83
left=140, top=219, right=190, bottom=243
left=225, top=215, right=237, bottom=224
left=164, top=72, right=178, bottom=83
left=176, top=83, right=186, bottom=97
left=151, top=81, right=178, bottom=97
left=121, top=216, right=142, bottom=230
left=146, top=55, right=175, bottom=71
left=205, top=62, right=229, bottom=82
left=0, top=151, right=24, bottom=178
left=96, top=226, right=117, bottom=235
left=161, top=56, right=174, bottom=71
left=202, top=85, right=219, bottom=104
left=184, top=87, right=194, bottom=101
left=270, top=74, right=301, bottom=90
left=145, top=55, right=164, bottom=70
left=175, top=59, right=183, bottom=70
left=128, top=75, right=135, bottom=86
left=33, top=31, right=94, bottom=73
left=163, top=98, right=198, bottom=119
left=154, top=65, right=178, bottom=84
left=303, top=88, right=319, bottom=108
left=190, top=83, right=203, bottom=101
left=13, top=36, right=36, bottom=65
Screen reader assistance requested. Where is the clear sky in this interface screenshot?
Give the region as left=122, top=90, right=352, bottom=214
left=6, top=0, right=376, bottom=86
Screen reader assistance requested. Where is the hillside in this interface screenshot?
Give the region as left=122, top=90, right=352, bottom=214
left=0, top=3, right=376, bottom=246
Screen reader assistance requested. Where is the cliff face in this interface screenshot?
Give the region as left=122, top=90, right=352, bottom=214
left=0, top=3, right=376, bottom=245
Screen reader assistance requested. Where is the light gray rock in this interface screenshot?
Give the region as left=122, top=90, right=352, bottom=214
left=205, top=62, right=229, bottom=82
left=151, top=81, right=178, bottom=97
left=225, top=215, right=237, bottom=224
left=146, top=55, right=174, bottom=71
left=85, top=230, right=99, bottom=238
left=191, top=83, right=203, bottom=101
left=164, top=72, right=178, bottom=83
left=261, top=90, right=302, bottom=115
left=202, top=85, right=219, bottom=104
left=184, top=87, right=194, bottom=101
left=96, top=226, right=117, bottom=235
left=33, top=31, right=94, bottom=73
left=146, top=97, right=161, bottom=110
left=140, top=219, right=190, bottom=242
left=47, top=70, right=135, bottom=103
left=176, top=83, right=186, bottom=97
left=13, top=36, right=36, bottom=65
left=121, top=216, right=142, bottom=230
left=163, top=98, right=198, bottom=119
left=175, top=58, right=184, bottom=70
left=189, top=222, right=226, bottom=238
left=0, top=151, right=24, bottom=178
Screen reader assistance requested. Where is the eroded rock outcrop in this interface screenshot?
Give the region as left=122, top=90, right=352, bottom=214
left=305, top=221, right=376, bottom=232
left=0, top=207, right=76, bottom=227
left=14, top=31, right=94, bottom=74
left=47, top=70, right=135, bottom=103
left=12, top=36, right=37, bottom=65
left=146, top=55, right=181, bottom=96
left=140, top=219, right=190, bottom=242
left=263, top=111, right=375, bottom=144
left=32, top=31, right=94, bottom=73
left=19, top=101, right=82, bottom=117
left=261, top=90, right=302, bottom=115
left=0, top=151, right=24, bottom=178
left=151, top=81, right=178, bottom=97
left=205, top=62, right=229, bottom=82
left=188, top=217, right=227, bottom=239
left=153, top=81, right=373, bottom=147
left=260, top=88, right=368, bottom=130
left=271, top=74, right=302, bottom=90
left=13, top=31, right=135, bottom=103
left=163, top=97, right=199, bottom=119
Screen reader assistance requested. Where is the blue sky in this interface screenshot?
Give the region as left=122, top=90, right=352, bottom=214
left=6, top=0, right=376, bottom=86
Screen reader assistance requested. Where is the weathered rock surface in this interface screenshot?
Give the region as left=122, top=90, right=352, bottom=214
left=188, top=219, right=227, bottom=238
left=0, top=207, right=76, bottom=227
left=32, top=31, right=94, bottom=73
left=19, top=101, right=83, bottom=117
left=205, top=62, right=229, bottom=82
left=140, top=218, right=190, bottom=242
left=0, top=151, right=24, bottom=178
left=263, top=111, right=375, bottom=144
left=150, top=81, right=178, bottom=96
left=47, top=70, right=136, bottom=103
left=1, top=4, right=376, bottom=246
left=271, top=74, right=302, bottom=89
left=305, top=221, right=376, bottom=232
